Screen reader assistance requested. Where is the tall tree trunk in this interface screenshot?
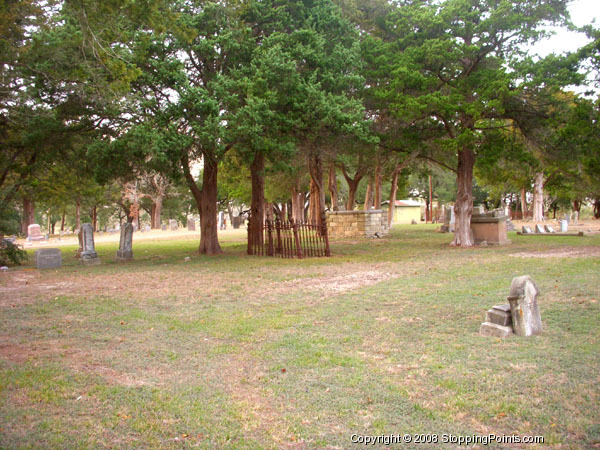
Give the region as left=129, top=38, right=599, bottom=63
left=91, top=206, right=97, bottom=232
left=151, top=197, right=163, bottom=229
left=198, top=156, right=222, bottom=254
left=328, top=163, right=338, bottom=211
left=573, top=199, right=581, bottom=213
left=182, top=154, right=222, bottom=255
left=520, top=187, right=527, bottom=220
left=364, top=177, right=373, bottom=210
left=451, top=148, right=475, bottom=247
left=532, top=172, right=544, bottom=222
left=280, top=203, right=287, bottom=221
left=291, top=182, right=304, bottom=223
left=388, top=168, right=399, bottom=226
left=308, top=153, right=325, bottom=230
left=594, top=197, right=600, bottom=219
left=60, top=210, right=66, bottom=232
left=21, top=197, right=35, bottom=235
left=75, top=198, right=81, bottom=231
left=346, top=179, right=360, bottom=210
left=374, top=163, right=382, bottom=210
left=249, top=152, right=265, bottom=254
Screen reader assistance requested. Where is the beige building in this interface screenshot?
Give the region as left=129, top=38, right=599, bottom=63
left=390, top=199, right=422, bottom=224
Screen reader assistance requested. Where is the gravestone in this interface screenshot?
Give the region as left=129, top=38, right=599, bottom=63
left=161, top=224, right=167, bottom=231
left=76, top=228, right=83, bottom=257
left=544, top=225, right=555, bottom=233
left=506, top=218, right=516, bottom=231
left=560, top=220, right=568, bottom=232
left=27, top=224, right=45, bottom=242
left=144, top=225, right=151, bottom=232
left=35, top=248, right=62, bottom=269
left=507, top=275, right=542, bottom=337
left=116, top=222, right=134, bottom=261
left=535, top=224, right=545, bottom=233
left=169, top=219, right=178, bottom=231
left=522, top=226, right=533, bottom=234
left=187, top=218, right=196, bottom=231
left=80, top=223, right=101, bottom=265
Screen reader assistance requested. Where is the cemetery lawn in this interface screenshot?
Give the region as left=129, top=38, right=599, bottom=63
left=1, top=226, right=599, bottom=448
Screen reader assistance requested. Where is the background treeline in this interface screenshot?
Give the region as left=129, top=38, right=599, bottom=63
left=1, top=0, right=599, bottom=252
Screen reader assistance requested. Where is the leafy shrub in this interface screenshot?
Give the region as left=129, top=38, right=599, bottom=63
left=0, top=240, right=28, bottom=266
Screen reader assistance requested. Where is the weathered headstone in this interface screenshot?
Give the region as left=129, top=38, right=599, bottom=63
left=80, top=223, right=101, bottom=265
left=35, top=248, right=62, bottom=269
left=522, top=226, right=533, bottom=234
left=560, top=220, right=568, bottom=232
left=161, top=224, right=167, bottom=231
left=144, top=224, right=151, bottom=232
left=187, top=218, right=196, bottom=231
left=507, top=275, right=542, bottom=337
left=169, top=219, right=178, bottom=231
left=76, top=228, right=83, bottom=257
left=27, top=224, right=45, bottom=242
left=506, top=218, right=516, bottom=231
left=535, top=224, right=545, bottom=233
left=544, top=225, right=555, bottom=233
left=116, top=222, right=134, bottom=261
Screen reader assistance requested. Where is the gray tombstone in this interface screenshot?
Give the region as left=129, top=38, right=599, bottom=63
left=169, top=219, right=178, bottom=231
left=161, top=224, right=167, bottom=231
left=144, top=224, right=151, bottom=232
left=35, top=248, right=62, bottom=269
left=544, top=225, right=555, bottom=233
left=572, top=211, right=579, bottom=224
left=76, top=228, right=83, bottom=257
left=116, top=222, right=134, bottom=261
left=507, top=275, right=542, bottom=337
left=187, top=218, right=196, bottom=231
left=535, top=224, right=545, bottom=233
left=522, top=226, right=533, bottom=234
left=27, top=224, right=45, bottom=242
left=480, top=304, right=513, bottom=337
left=560, top=220, right=568, bottom=232
left=80, top=223, right=101, bottom=265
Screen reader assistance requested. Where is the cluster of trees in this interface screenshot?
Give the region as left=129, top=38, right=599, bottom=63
left=1, top=0, right=598, bottom=253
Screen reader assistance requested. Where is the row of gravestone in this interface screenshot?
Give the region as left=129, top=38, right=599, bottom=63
left=34, top=223, right=134, bottom=269
left=522, top=223, right=565, bottom=234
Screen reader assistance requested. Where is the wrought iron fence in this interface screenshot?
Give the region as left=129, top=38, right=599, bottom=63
left=247, top=218, right=330, bottom=258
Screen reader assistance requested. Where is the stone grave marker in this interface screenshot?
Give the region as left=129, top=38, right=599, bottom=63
left=144, top=225, right=151, bottom=232
left=116, top=222, right=134, bottom=261
left=507, top=275, right=542, bottom=337
left=80, top=223, right=101, bottom=265
left=480, top=304, right=513, bottom=337
left=35, top=248, right=62, bottom=269
left=560, top=220, right=568, bottom=232
left=187, top=218, right=196, bottom=231
left=161, top=224, right=167, bottom=231
left=544, top=225, right=555, bottom=233
left=535, top=224, right=545, bottom=233
left=522, top=226, right=533, bottom=234
left=169, top=219, right=178, bottom=231
left=27, top=224, right=45, bottom=242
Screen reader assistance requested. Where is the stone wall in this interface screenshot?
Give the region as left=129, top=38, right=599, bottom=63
left=326, top=210, right=389, bottom=239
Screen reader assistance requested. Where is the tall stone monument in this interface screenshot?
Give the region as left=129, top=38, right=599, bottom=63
left=116, top=222, right=134, bottom=261
left=507, top=275, right=542, bottom=336
left=187, top=218, right=196, bottom=231
left=80, top=223, right=101, bottom=265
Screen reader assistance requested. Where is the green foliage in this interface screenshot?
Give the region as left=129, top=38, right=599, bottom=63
left=0, top=240, right=28, bottom=266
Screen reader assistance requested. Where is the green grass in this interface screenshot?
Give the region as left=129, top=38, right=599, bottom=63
left=1, top=226, right=599, bottom=448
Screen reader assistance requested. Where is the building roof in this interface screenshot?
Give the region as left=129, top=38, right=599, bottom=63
left=395, top=199, right=422, bottom=207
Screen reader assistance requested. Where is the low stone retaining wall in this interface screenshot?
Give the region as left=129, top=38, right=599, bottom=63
left=326, top=210, right=389, bottom=239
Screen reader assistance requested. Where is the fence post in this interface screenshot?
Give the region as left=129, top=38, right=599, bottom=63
left=267, top=219, right=274, bottom=256
left=292, top=220, right=303, bottom=259
left=322, top=212, right=330, bottom=257
left=275, top=219, right=282, bottom=256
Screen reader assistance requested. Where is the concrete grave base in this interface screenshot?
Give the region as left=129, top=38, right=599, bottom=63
left=116, top=250, right=133, bottom=261
left=80, top=258, right=101, bottom=266
left=480, top=322, right=513, bottom=338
